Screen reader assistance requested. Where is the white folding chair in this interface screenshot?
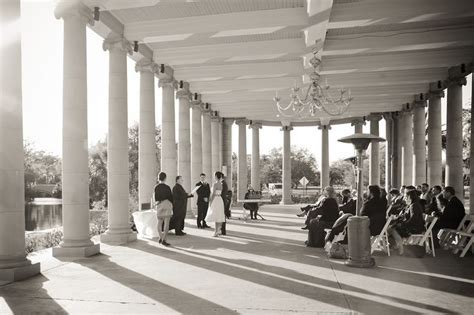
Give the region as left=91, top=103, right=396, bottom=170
left=371, top=215, right=394, bottom=256
left=438, top=214, right=474, bottom=255
left=406, top=215, right=438, bottom=257
left=451, top=220, right=474, bottom=258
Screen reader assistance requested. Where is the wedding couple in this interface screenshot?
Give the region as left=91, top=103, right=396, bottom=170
left=195, top=172, right=228, bottom=237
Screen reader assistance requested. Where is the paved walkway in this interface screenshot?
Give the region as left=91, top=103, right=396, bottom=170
left=1, top=205, right=473, bottom=314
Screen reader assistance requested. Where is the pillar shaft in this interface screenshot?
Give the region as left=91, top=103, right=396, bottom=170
left=211, top=116, right=220, bottom=174
left=413, top=100, right=427, bottom=185
left=218, top=119, right=223, bottom=170
left=446, top=68, right=466, bottom=199
left=320, top=125, right=330, bottom=188
left=191, top=101, right=203, bottom=213
left=470, top=66, right=474, bottom=214
left=401, top=111, right=413, bottom=186
left=250, top=123, right=261, bottom=190
left=101, top=36, right=136, bottom=244
left=384, top=114, right=393, bottom=191
left=281, top=126, right=293, bottom=204
left=160, top=80, right=177, bottom=182
left=391, top=113, right=400, bottom=188
left=222, top=119, right=233, bottom=179
left=177, top=87, right=191, bottom=200
left=201, top=111, right=212, bottom=178
left=136, top=61, right=157, bottom=210
left=368, top=114, right=382, bottom=186
left=236, top=120, right=248, bottom=200
left=0, top=0, right=40, bottom=280
left=427, top=87, right=443, bottom=186
left=351, top=118, right=365, bottom=134
left=53, top=2, right=99, bottom=256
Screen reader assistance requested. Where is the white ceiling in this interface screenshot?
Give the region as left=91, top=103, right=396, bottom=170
left=83, top=0, right=474, bottom=124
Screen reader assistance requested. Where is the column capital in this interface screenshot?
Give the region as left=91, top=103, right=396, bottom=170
left=103, top=33, right=133, bottom=54
left=211, top=111, right=221, bottom=122
left=281, top=125, right=293, bottom=132
left=248, top=121, right=262, bottom=129
left=413, top=93, right=428, bottom=108
left=135, top=58, right=158, bottom=73
left=235, top=118, right=249, bottom=126
left=176, top=81, right=191, bottom=100
left=157, top=64, right=175, bottom=87
left=447, top=64, right=469, bottom=87
left=350, top=117, right=366, bottom=127
left=428, top=81, right=446, bottom=98
left=318, top=124, right=331, bottom=130
left=223, top=118, right=234, bottom=126
left=382, top=112, right=393, bottom=122
left=367, top=114, right=382, bottom=122
left=54, top=0, right=94, bottom=24
left=201, top=102, right=212, bottom=113
left=158, top=78, right=176, bottom=89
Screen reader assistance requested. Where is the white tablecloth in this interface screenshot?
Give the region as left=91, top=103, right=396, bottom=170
left=132, top=210, right=159, bottom=238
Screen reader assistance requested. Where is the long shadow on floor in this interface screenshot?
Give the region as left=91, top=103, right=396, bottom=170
left=76, top=253, right=237, bottom=314
left=180, top=225, right=474, bottom=298
left=131, top=239, right=456, bottom=314
left=0, top=274, right=67, bottom=314
left=227, top=219, right=308, bottom=234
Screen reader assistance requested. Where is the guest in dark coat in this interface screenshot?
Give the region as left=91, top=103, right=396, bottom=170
left=386, top=189, right=406, bottom=218
left=389, top=189, right=425, bottom=255
left=360, top=185, right=387, bottom=236
left=244, top=187, right=260, bottom=219
left=220, top=174, right=230, bottom=235
left=305, top=186, right=339, bottom=247
left=195, top=173, right=211, bottom=228
left=426, top=185, right=442, bottom=215
left=435, top=186, right=465, bottom=230
left=170, top=176, right=193, bottom=236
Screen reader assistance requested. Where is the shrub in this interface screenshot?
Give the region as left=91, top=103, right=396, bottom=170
left=25, top=228, right=63, bottom=254
left=291, top=194, right=319, bottom=204
left=89, top=210, right=108, bottom=236
left=270, top=194, right=282, bottom=204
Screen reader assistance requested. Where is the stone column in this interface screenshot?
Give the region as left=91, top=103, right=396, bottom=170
left=201, top=104, right=212, bottom=179
left=319, top=124, right=330, bottom=188
left=190, top=94, right=203, bottom=213
left=211, top=112, right=220, bottom=174
left=0, top=0, right=40, bottom=281
left=400, top=108, right=413, bottom=186
left=427, top=82, right=444, bottom=186
left=236, top=119, right=248, bottom=200
left=219, top=119, right=223, bottom=171
left=101, top=35, right=137, bottom=245
left=158, top=66, right=177, bottom=182
left=446, top=66, right=467, bottom=199
left=53, top=2, right=99, bottom=257
left=281, top=126, right=293, bottom=204
left=413, top=94, right=427, bottom=186
left=176, top=81, right=192, bottom=214
left=351, top=118, right=365, bottom=133
left=383, top=114, right=393, bottom=191
left=470, top=62, right=474, bottom=214
left=222, top=119, right=234, bottom=179
left=392, top=112, right=400, bottom=189
left=368, top=114, right=382, bottom=186
left=250, top=122, right=262, bottom=190
left=136, top=59, right=157, bottom=210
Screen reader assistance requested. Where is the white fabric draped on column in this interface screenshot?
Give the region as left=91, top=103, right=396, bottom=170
left=101, top=34, right=137, bottom=245
left=136, top=59, right=157, bottom=210
left=0, top=0, right=40, bottom=281
left=53, top=2, right=99, bottom=257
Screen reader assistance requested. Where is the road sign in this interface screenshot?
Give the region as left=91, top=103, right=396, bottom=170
left=299, top=176, right=309, bottom=187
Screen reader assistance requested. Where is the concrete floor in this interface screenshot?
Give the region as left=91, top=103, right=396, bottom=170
left=1, top=204, right=473, bottom=314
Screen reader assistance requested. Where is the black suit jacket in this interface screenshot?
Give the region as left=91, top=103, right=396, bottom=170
left=436, top=196, right=465, bottom=229
left=360, top=197, right=387, bottom=236
left=195, top=181, right=210, bottom=204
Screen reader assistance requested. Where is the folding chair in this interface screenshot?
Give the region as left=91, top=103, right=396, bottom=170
left=438, top=214, right=474, bottom=253
left=406, top=215, right=438, bottom=257
left=371, top=215, right=395, bottom=256
left=451, top=219, right=474, bottom=258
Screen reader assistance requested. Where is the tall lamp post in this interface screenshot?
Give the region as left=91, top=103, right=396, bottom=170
left=339, top=133, right=385, bottom=268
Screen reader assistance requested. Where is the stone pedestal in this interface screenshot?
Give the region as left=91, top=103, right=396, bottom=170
left=281, top=126, right=293, bottom=205
left=53, top=1, right=99, bottom=257
left=427, top=83, right=444, bottom=187
left=0, top=0, right=41, bottom=281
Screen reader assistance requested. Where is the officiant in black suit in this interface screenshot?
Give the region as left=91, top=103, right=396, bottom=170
left=170, top=176, right=193, bottom=235
left=195, top=173, right=211, bottom=228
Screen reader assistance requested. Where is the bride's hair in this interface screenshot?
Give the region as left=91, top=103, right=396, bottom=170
left=215, top=171, right=223, bottom=180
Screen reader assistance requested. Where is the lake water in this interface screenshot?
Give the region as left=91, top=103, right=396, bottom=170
left=25, top=198, right=62, bottom=231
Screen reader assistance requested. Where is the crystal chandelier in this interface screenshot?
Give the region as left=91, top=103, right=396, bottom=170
left=273, top=49, right=353, bottom=118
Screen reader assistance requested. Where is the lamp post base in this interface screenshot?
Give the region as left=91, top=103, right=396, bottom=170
left=345, top=216, right=375, bottom=268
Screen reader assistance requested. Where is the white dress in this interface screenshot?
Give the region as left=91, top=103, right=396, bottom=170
left=205, top=189, right=226, bottom=223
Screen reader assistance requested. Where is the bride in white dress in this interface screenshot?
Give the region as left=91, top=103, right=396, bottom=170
left=205, top=172, right=226, bottom=237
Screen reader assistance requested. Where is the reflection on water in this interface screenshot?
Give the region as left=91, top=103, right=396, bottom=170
left=25, top=198, right=62, bottom=231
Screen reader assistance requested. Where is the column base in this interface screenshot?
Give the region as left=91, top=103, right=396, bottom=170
left=280, top=200, right=293, bottom=205
left=100, top=232, right=137, bottom=245
left=345, top=257, right=376, bottom=268
left=0, top=262, right=41, bottom=284
left=52, top=243, right=100, bottom=258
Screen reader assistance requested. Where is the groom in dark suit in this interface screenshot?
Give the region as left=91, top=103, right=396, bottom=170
left=195, top=173, right=211, bottom=228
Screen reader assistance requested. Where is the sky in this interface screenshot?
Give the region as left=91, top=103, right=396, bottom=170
left=21, top=0, right=472, bottom=166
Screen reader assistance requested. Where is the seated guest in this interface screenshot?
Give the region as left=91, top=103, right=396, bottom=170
left=297, top=194, right=325, bottom=217
left=341, top=189, right=352, bottom=205
left=380, top=188, right=388, bottom=210
left=419, top=183, right=432, bottom=210
left=434, top=186, right=465, bottom=230
left=426, top=185, right=442, bottom=215
left=339, top=190, right=356, bottom=215
left=360, top=185, right=387, bottom=236
left=433, top=193, right=448, bottom=216
left=243, top=186, right=260, bottom=220
left=304, top=186, right=339, bottom=247
left=387, top=189, right=406, bottom=218
left=389, top=190, right=426, bottom=255
left=326, top=213, right=353, bottom=244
